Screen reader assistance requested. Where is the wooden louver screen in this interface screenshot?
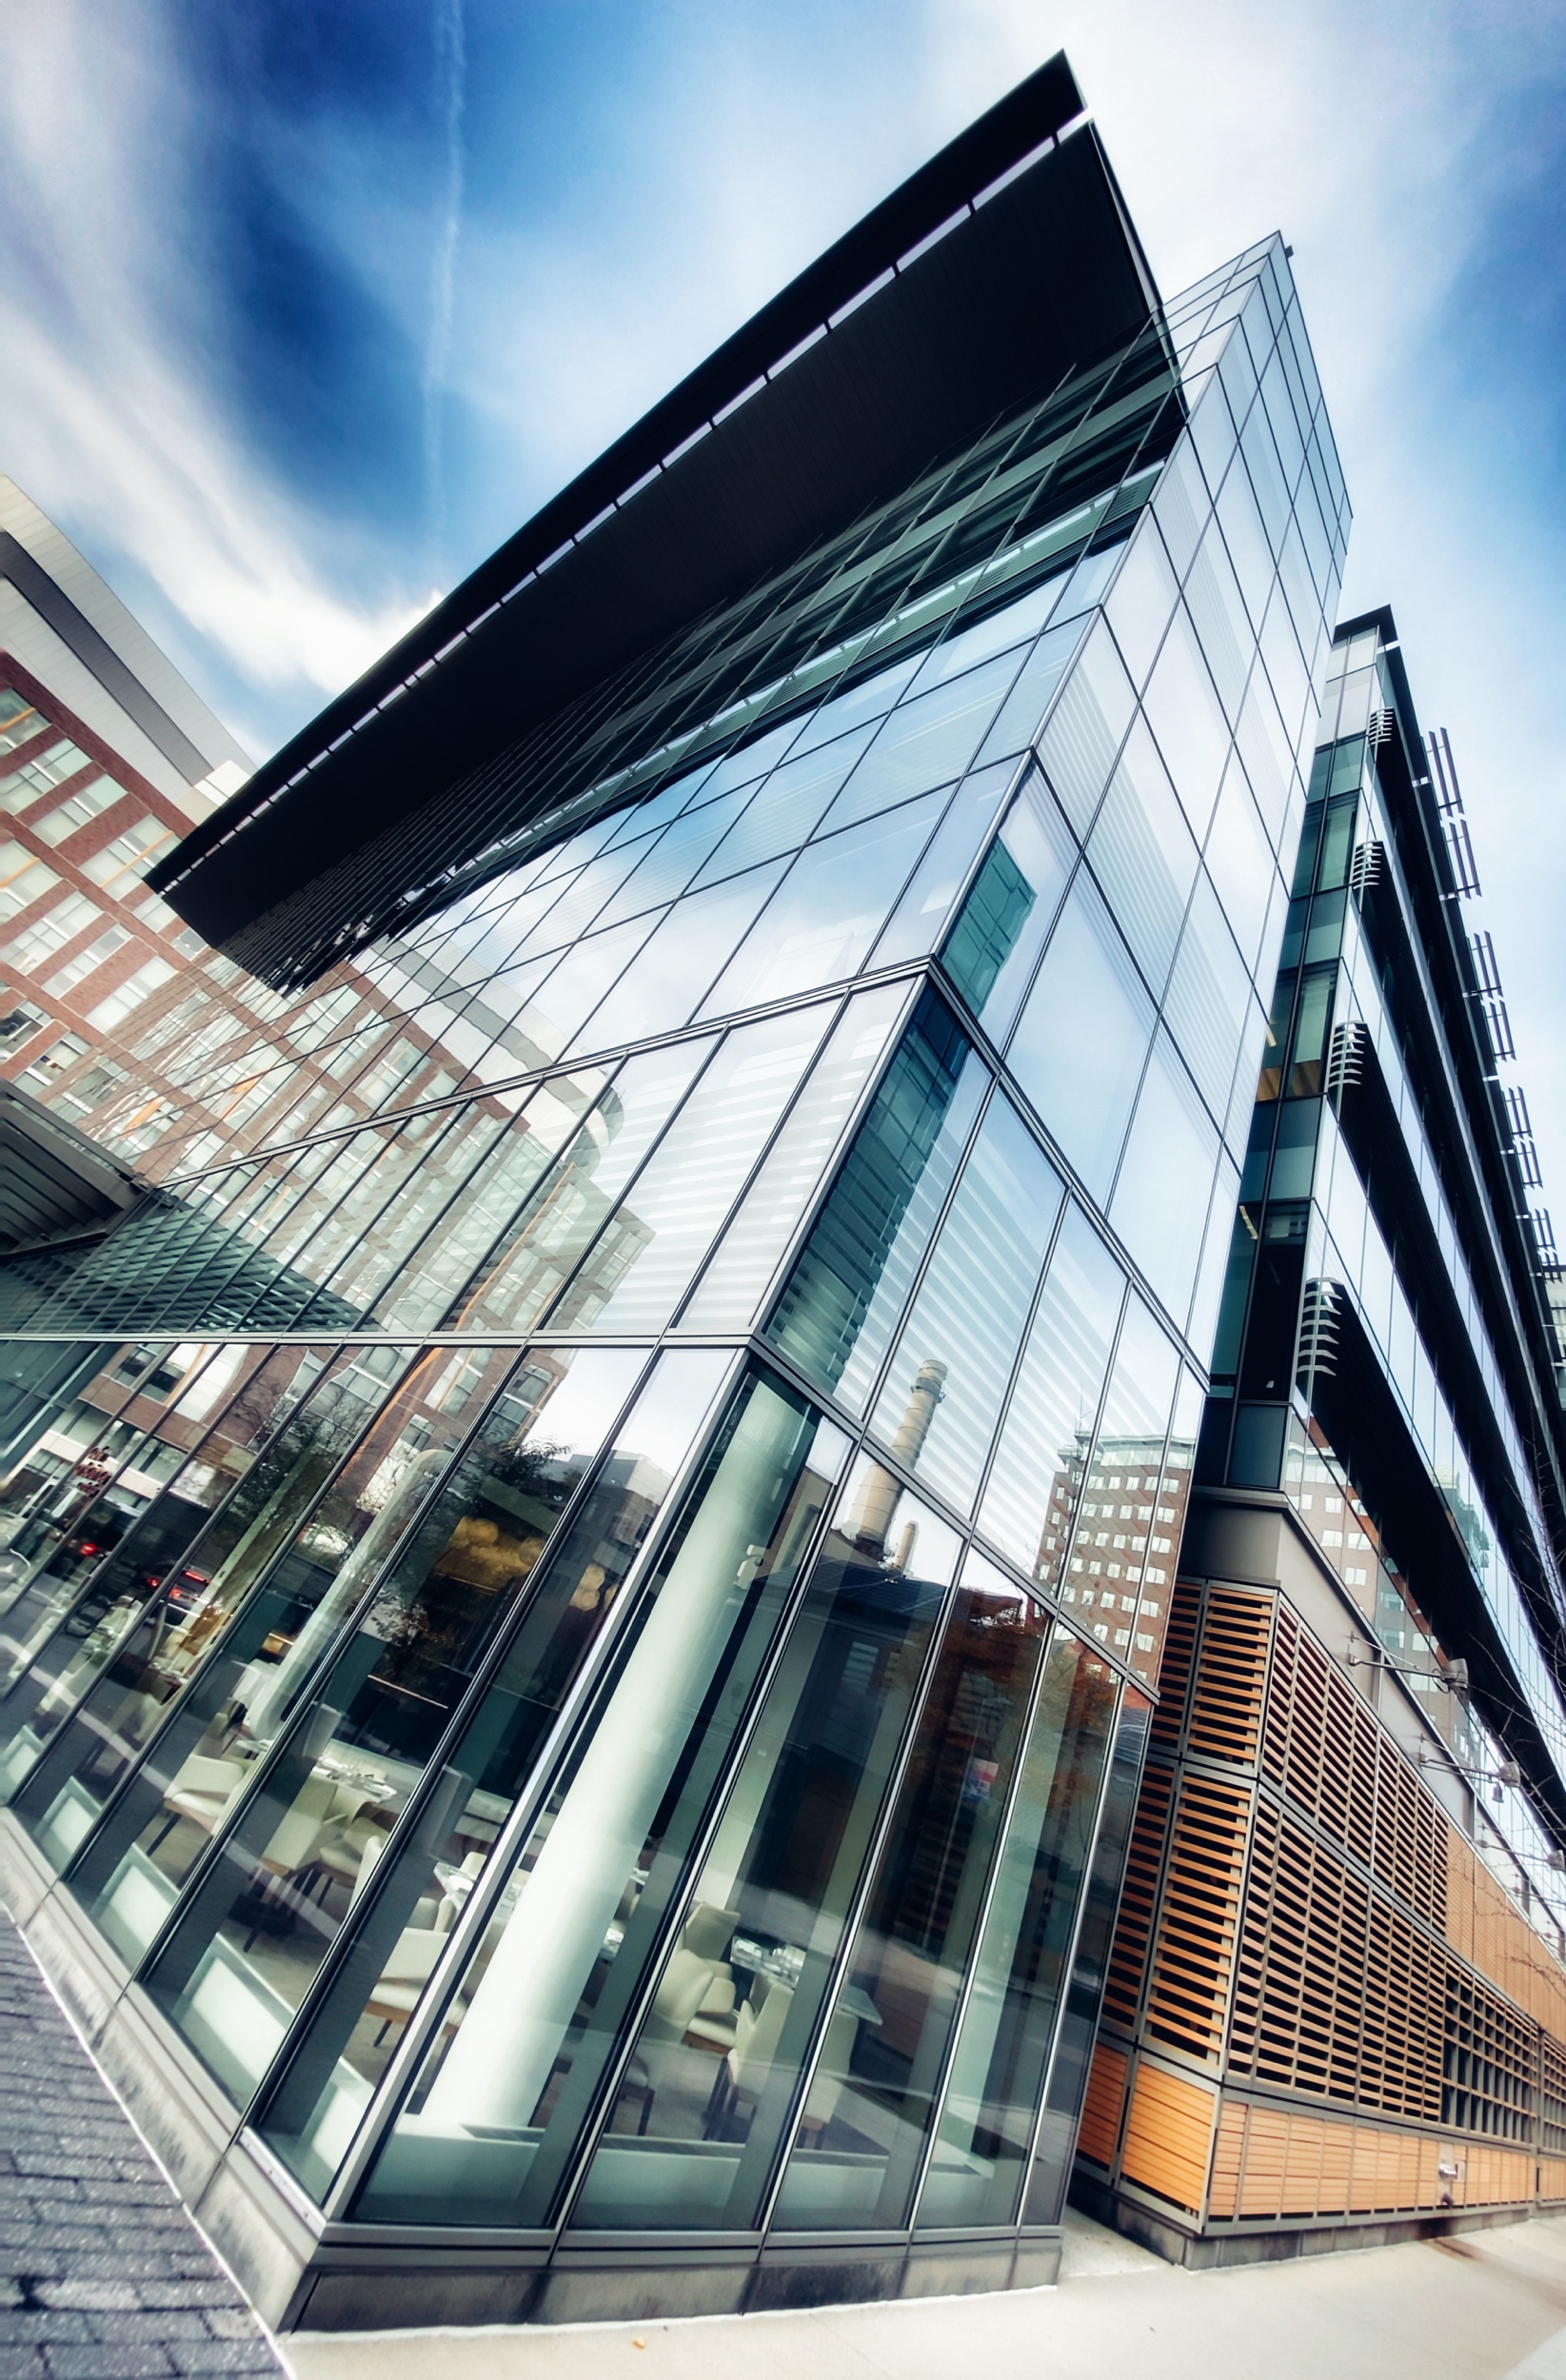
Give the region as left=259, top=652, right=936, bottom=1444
left=1185, top=1586, right=1271, bottom=1763
left=1230, top=1796, right=1444, bottom=2121
left=1144, top=1772, right=1251, bottom=2066
left=1262, top=1601, right=1444, bottom=1930
left=1103, top=1761, right=1175, bottom=2034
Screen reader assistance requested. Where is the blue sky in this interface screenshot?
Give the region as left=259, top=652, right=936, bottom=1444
left=3, top=0, right=1565, bottom=1200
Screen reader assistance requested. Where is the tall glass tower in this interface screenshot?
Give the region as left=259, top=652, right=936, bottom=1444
left=0, top=59, right=1348, bottom=2326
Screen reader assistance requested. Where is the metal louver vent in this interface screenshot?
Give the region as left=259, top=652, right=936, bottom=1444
left=1366, top=705, right=1396, bottom=747
left=1428, top=726, right=1482, bottom=898
left=1298, top=1277, right=1342, bottom=1384
left=1349, top=839, right=1385, bottom=897
left=1470, top=929, right=1516, bottom=1061
left=1326, top=1019, right=1367, bottom=1102
left=1506, top=1085, right=1545, bottom=1190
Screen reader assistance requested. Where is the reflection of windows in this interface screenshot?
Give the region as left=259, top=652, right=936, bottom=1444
left=17, top=1029, right=89, bottom=1093
left=85, top=955, right=176, bottom=1031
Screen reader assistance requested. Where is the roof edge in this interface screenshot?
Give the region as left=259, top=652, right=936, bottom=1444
left=151, top=51, right=1086, bottom=892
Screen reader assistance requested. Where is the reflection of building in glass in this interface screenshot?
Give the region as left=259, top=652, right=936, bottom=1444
left=1080, top=613, right=1566, bottom=2259
left=0, top=476, right=248, bottom=1088
left=0, top=56, right=1349, bottom=2327
left=1051, top=1432, right=1195, bottom=1677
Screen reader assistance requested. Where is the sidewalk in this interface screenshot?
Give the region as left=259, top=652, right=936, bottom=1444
left=5, top=1880, right=1564, bottom=2380
left=287, top=2207, right=1566, bottom=2380
left=0, top=1909, right=284, bottom=2380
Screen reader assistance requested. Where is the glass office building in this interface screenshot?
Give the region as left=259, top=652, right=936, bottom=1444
left=0, top=59, right=1348, bottom=2325
left=1079, top=613, right=1566, bottom=2258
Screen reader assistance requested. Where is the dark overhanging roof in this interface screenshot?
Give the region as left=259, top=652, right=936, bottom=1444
left=153, top=50, right=1160, bottom=954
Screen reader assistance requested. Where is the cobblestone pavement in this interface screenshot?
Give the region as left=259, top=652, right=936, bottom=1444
left=0, top=1909, right=285, bottom=2380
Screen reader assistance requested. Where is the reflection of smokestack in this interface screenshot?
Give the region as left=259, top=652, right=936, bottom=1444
left=850, top=1359, right=947, bottom=1556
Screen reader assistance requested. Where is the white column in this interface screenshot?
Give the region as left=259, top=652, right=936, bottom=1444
left=426, top=1388, right=801, bottom=2133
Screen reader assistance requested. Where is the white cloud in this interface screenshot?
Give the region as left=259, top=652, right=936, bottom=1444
left=4, top=0, right=1565, bottom=1207
left=0, top=0, right=433, bottom=728
left=926, top=0, right=1566, bottom=1199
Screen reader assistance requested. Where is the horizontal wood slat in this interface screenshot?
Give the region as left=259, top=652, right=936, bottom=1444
left=1120, top=2062, right=1216, bottom=2213
left=1262, top=1603, right=1443, bottom=1927
left=1230, top=1799, right=1443, bottom=2119
left=1095, top=1568, right=1566, bottom=2239
left=1209, top=2098, right=1536, bottom=2222
left=1448, top=1828, right=1566, bottom=2039
left=1150, top=1579, right=1200, bottom=1748
left=1078, top=2042, right=1129, bottom=2169
left=1103, top=1760, right=1175, bottom=2034
left=1186, top=1587, right=1271, bottom=1764
left=1145, top=1774, right=1251, bottom=2064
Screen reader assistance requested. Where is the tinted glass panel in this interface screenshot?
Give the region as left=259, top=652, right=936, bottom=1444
left=347, top=1373, right=842, bottom=2220
left=567, top=1456, right=958, bottom=2231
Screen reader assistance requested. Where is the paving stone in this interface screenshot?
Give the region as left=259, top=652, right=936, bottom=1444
left=40, top=2348, right=175, bottom=2378
left=0, top=1916, right=282, bottom=2380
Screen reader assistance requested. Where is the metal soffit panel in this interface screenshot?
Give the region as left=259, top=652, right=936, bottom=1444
left=0, top=1082, right=142, bottom=1253
left=152, top=62, right=1160, bottom=949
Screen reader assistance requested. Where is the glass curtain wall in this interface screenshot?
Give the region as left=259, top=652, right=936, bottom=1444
left=0, top=233, right=1346, bottom=2283
left=1203, top=612, right=1566, bottom=1944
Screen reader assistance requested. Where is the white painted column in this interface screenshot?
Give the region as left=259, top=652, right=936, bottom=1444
left=426, top=1388, right=802, bottom=2132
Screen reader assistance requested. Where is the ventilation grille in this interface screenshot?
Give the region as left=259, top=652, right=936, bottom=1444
left=1149, top=1577, right=1200, bottom=1749
left=1077, top=2042, right=1129, bottom=2168
left=1507, top=1084, right=1545, bottom=1190
left=1348, top=839, right=1384, bottom=898
left=1470, top=928, right=1516, bottom=1061
left=1541, top=2033, right=1566, bottom=2154
left=1103, top=1763, right=1175, bottom=2033
left=1444, top=1968, right=1536, bottom=2139
left=1186, top=1587, right=1272, bottom=1765
left=1429, top=725, right=1482, bottom=898
left=1448, top=1829, right=1566, bottom=2038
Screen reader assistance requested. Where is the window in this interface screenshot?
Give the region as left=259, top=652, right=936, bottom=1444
left=0, top=690, right=46, bottom=757
left=1006, top=873, right=1155, bottom=1202
left=868, top=1091, right=1064, bottom=1517
left=767, top=988, right=985, bottom=1413
left=3, top=891, right=101, bottom=971
left=32, top=774, right=128, bottom=845
left=42, top=924, right=131, bottom=998
left=294, top=1367, right=837, bottom=2211
left=82, top=814, right=177, bottom=900
left=563, top=1457, right=959, bottom=2235
left=0, top=996, right=47, bottom=1047
left=0, top=736, right=89, bottom=806
left=0, top=844, right=61, bottom=921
